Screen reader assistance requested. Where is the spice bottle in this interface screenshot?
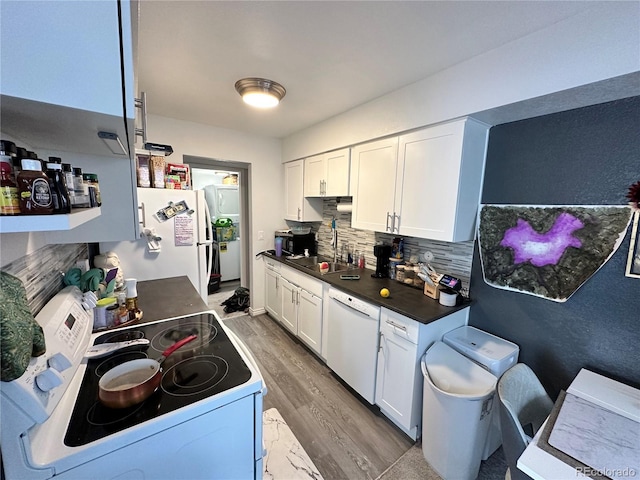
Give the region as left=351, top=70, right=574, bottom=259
left=72, top=167, right=90, bottom=207
left=13, top=147, right=27, bottom=181
left=83, top=173, right=101, bottom=207
left=62, top=164, right=75, bottom=200
left=0, top=141, right=20, bottom=215
left=45, top=162, right=72, bottom=214
left=17, top=159, right=54, bottom=215
left=116, top=291, right=129, bottom=325
left=124, top=278, right=138, bottom=320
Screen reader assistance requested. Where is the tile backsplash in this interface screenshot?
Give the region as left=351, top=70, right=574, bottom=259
left=313, top=198, right=475, bottom=296
left=1, top=244, right=88, bottom=315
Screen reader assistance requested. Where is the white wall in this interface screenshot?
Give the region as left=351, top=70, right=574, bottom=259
left=282, top=3, right=640, bottom=161
left=144, top=114, right=283, bottom=312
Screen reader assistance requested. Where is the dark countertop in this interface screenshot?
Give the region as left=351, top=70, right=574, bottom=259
left=133, top=276, right=210, bottom=325
left=263, top=253, right=470, bottom=325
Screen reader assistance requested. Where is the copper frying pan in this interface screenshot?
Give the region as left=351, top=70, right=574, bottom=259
left=98, top=334, right=197, bottom=408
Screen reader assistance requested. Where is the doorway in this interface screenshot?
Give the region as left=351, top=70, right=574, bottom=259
left=184, top=155, right=251, bottom=294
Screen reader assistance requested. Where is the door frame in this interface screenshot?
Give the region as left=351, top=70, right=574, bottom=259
left=184, top=155, right=251, bottom=289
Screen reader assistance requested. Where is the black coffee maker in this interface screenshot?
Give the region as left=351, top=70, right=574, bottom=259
left=372, top=244, right=392, bottom=278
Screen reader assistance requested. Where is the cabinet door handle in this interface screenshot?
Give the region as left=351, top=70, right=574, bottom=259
left=139, top=202, right=146, bottom=229
left=386, top=212, right=392, bottom=232
left=291, top=288, right=295, bottom=304
left=378, top=331, right=384, bottom=352
left=297, top=207, right=301, bottom=220
left=296, top=290, right=300, bottom=305
left=276, top=276, right=279, bottom=289
left=319, top=180, right=323, bottom=196
left=385, top=320, right=407, bottom=331
left=393, top=212, right=400, bottom=233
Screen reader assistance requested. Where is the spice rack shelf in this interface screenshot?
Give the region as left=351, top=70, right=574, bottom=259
left=0, top=207, right=101, bottom=233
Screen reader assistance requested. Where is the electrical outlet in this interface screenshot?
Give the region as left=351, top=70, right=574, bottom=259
left=258, top=230, right=264, bottom=240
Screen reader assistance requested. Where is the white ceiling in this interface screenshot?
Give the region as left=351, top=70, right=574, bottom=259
left=136, top=1, right=601, bottom=140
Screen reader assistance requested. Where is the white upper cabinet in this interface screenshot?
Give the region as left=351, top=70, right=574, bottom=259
left=1, top=1, right=132, bottom=117
left=304, top=148, right=350, bottom=197
left=0, top=0, right=138, bottom=241
left=350, top=137, right=399, bottom=232
left=284, top=160, right=323, bottom=222
left=350, top=118, right=488, bottom=242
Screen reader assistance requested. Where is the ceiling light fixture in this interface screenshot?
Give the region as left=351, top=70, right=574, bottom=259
left=234, top=77, right=286, bottom=108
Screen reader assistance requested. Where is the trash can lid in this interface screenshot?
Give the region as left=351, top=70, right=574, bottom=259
left=422, top=342, right=497, bottom=398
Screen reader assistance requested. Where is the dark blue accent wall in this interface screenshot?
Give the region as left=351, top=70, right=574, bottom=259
left=469, top=96, right=640, bottom=398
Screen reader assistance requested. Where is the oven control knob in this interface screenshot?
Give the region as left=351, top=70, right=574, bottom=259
left=48, top=353, right=72, bottom=372
left=35, top=368, right=64, bottom=392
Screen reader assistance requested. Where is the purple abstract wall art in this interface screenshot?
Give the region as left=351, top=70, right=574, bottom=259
left=478, top=205, right=632, bottom=302
left=500, top=213, right=584, bottom=267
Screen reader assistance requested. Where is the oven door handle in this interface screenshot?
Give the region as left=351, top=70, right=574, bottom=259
left=227, top=329, right=267, bottom=396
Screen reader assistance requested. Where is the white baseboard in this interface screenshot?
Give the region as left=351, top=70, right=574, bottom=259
left=249, top=307, right=266, bottom=316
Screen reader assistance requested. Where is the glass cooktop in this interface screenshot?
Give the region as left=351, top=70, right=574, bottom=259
left=64, top=313, right=252, bottom=447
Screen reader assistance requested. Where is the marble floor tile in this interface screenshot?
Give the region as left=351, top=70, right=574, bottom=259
left=263, top=408, right=323, bottom=480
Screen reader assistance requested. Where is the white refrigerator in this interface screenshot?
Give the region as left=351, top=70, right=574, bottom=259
left=204, top=184, right=241, bottom=282
left=100, top=188, right=213, bottom=302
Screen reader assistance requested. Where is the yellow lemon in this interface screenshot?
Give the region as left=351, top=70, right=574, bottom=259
left=380, top=288, right=390, bottom=298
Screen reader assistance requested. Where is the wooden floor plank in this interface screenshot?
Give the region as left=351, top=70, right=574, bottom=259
left=223, top=314, right=413, bottom=480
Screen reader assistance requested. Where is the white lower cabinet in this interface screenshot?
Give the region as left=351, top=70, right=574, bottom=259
left=265, top=260, right=324, bottom=356
left=280, top=277, right=299, bottom=334
left=264, top=260, right=282, bottom=321
left=375, top=307, right=469, bottom=440
left=297, top=288, right=323, bottom=353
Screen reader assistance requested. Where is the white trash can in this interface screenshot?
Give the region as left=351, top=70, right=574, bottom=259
left=421, top=341, right=497, bottom=480
left=443, top=326, right=520, bottom=460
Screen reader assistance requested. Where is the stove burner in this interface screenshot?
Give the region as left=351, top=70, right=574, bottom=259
left=95, top=351, right=149, bottom=377
left=86, top=399, right=149, bottom=426
left=151, top=321, right=218, bottom=351
left=161, top=356, right=229, bottom=397
left=97, top=330, right=145, bottom=344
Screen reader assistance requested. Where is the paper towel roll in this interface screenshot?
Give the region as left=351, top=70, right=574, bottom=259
left=336, top=203, right=353, bottom=213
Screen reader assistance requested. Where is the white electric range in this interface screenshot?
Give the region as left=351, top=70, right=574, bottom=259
left=1, top=286, right=266, bottom=480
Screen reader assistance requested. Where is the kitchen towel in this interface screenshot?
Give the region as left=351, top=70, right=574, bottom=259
left=0, top=271, right=46, bottom=382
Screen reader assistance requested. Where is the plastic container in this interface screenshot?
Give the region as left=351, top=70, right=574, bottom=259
left=275, top=237, right=283, bottom=256
left=421, top=342, right=497, bottom=480
left=94, top=297, right=117, bottom=331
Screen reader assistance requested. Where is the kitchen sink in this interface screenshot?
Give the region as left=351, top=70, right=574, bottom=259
left=286, top=256, right=353, bottom=274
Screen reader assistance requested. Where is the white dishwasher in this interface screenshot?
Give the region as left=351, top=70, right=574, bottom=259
left=326, top=287, right=381, bottom=403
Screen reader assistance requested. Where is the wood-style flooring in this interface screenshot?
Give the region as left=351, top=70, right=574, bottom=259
left=223, top=314, right=414, bottom=480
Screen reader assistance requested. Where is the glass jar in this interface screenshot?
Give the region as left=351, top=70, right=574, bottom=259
left=389, top=258, right=402, bottom=280
left=17, top=159, right=54, bottom=215
left=71, top=167, right=90, bottom=208
left=83, top=173, right=101, bottom=207
left=0, top=141, right=20, bottom=216
left=396, top=264, right=406, bottom=282
left=402, top=264, right=415, bottom=286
